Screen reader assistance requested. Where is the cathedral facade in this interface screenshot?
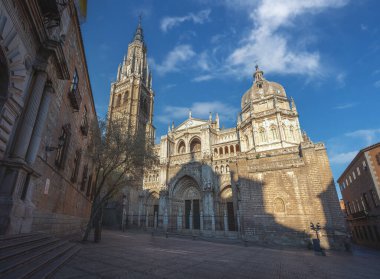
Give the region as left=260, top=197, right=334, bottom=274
left=108, top=23, right=345, bottom=249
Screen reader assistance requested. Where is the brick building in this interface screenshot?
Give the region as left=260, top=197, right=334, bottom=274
left=107, top=23, right=346, bottom=249
left=0, top=0, right=97, bottom=236
left=338, top=143, right=380, bottom=249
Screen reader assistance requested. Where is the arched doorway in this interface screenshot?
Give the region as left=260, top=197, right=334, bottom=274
left=220, top=186, right=236, bottom=231
left=146, top=191, right=159, bottom=227
left=172, top=175, right=202, bottom=230
left=0, top=47, right=9, bottom=110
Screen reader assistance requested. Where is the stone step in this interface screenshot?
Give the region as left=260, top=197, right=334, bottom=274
left=1, top=242, right=79, bottom=279
left=0, top=237, right=57, bottom=261
left=0, top=240, right=66, bottom=274
left=0, top=233, right=41, bottom=241
left=28, top=245, right=81, bottom=279
left=0, top=234, right=51, bottom=250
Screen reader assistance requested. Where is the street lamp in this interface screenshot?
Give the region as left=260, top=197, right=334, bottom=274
left=310, top=222, right=321, bottom=239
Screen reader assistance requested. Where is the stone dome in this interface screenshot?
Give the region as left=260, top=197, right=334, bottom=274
left=241, top=67, right=287, bottom=109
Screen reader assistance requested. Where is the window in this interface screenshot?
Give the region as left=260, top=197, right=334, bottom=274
left=343, top=182, right=346, bottom=189
left=71, top=149, right=82, bottom=183
left=178, top=141, right=186, bottom=154
left=270, top=126, right=278, bottom=141
left=362, top=193, right=370, bottom=210
left=70, top=68, right=79, bottom=93
left=0, top=48, right=9, bottom=110
left=80, top=164, right=88, bottom=191
left=353, top=171, right=356, bottom=180
left=352, top=201, right=357, bottom=213
left=356, top=200, right=361, bottom=212
left=346, top=179, right=349, bottom=186
left=346, top=202, right=351, bottom=214
left=86, top=174, right=93, bottom=197
left=190, top=138, right=201, bottom=153
left=221, top=165, right=225, bottom=173
left=357, top=167, right=361, bottom=176
left=362, top=160, right=367, bottom=170
left=259, top=128, right=266, bottom=143
left=226, top=165, right=230, bottom=172
left=55, top=124, right=71, bottom=169
left=376, top=153, right=380, bottom=165
left=80, top=106, right=88, bottom=135
left=370, top=190, right=380, bottom=207
left=349, top=176, right=352, bottom=183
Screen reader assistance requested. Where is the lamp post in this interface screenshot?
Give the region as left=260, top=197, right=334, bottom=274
left=310, top=222, right=321, bottom=239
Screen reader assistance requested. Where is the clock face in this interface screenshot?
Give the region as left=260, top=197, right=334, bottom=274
left=185, top=120, right=193, bottom=128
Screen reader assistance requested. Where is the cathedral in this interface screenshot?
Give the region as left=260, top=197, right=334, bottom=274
left=107, top=22, right=345, bottom=249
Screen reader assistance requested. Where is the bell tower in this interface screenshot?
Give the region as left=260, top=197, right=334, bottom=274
left=108, top=18, right=155, bottom=142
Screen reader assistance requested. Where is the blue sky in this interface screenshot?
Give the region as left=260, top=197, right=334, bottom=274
left=81, top=0, right=380, bottom=197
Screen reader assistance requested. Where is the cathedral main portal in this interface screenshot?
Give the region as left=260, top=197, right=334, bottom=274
left=172, top=175, right=202, bottom=230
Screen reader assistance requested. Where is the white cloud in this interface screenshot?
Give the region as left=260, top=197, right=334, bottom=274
left=160, top=9, right=211, bottom=32
left=345, top=129, right=380, bottom=146
left=192, top=75, right=214, bottom=82
left=374, top=80, right=380, bottom=88
left=156, top=101, right=239, bottom=124
left=333, top=103, right=356, bottom=110
left=224, top=0, right=349, bottom=77
left=336, top=73, right=346, bottom=87
left=330, top=151, right=357, bottom=164
left=360, top=24, right=368, bottom=31
left=152, top=45, right=196, bottom=75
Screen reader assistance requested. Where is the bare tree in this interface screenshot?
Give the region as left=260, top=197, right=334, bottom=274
left=82, top=115, right=157, bottom=242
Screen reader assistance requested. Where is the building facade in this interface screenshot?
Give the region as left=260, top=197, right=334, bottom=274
left=0, top=0, right=97, bottom=236
left=338, top=143, right=380, bottom=249
left=108, top=24, right=345, bottom=249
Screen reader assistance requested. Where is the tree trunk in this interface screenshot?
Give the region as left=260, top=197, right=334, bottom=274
left=94, top=205, right=104, bottom=243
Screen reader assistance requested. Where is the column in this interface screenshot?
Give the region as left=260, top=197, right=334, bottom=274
left=25, top=81, right=54, bottom=164
left=177, top=207, right=182, bottom=231
left=189, top=210, right=193, bottom=230
left=224, top=209, right=228, bottom=233
left=211, top=212, right=215, bottom=232
left=145, top=209, right=149, bottom=228
left=200, top=211, right=204, bottom=232
left=163, top=208, right=168, bottom=231
left=12, top=71, right=47, bottom=159
left=154, top=211, right=157, bottom=229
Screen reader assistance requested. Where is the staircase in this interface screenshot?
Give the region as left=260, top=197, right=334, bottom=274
left=0, top=233, right=81, bottom=279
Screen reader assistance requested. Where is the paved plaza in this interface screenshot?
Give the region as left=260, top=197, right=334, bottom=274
left=54, top=230, right=380, bottom=279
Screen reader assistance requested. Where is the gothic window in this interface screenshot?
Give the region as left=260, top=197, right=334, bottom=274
left=289, top=126, right=295, bottom=140
left=225, top=146, right=229, bottom=154
left=230, top=145, right=234, bottom=154
left=178, top=141, right=186, bottom=154
left=219, top=147, right=223, bottom=155
left=274, top=198, right=285, bottom=213
left=116, top=94, right=121, bottom=107
left=259, top=128, right=267, bottom=143
left=245, top=135, right=250, bottom=148
left=80, top=164, right=88, bottom=191
left=55, top=124, right=71, bottom=169
left=235, top=144, right=240, bottom=152
left=215, top=166, right=219, bottom=173
left=221, top=165, right=225, bottom=173
left=190, top=138, right=201, bottom=152
left=357, top=167, right=361, bottom=176
left=71, top=149, right=82, bottom=183
left=270, top=125, right=278, bottom=141
left=0, top=48, right=9, bottom=109
left=123, top=91, right=129, bottom=103
left=282, top=124, right=287, bottom=140
left=226, top=164, right=230, bottom=172
left=214, top=148, right=218, bottom=156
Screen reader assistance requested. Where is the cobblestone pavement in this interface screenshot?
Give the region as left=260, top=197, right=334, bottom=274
left=53, top=230, right=380, bottom=279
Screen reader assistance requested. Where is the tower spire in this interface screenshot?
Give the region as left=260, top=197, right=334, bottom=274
left=133, top=15, right=144, bottom=42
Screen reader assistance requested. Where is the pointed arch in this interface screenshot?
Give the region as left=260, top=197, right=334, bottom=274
left=177, top=140, right=186, bottom=154
left=259, top=127, right=267, bottom=143
left=270, top=125, right=278, bottom=141
left=190, top=137, right=201, bottom=152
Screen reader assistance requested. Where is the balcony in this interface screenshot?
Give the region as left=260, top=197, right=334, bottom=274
left=68, top=87, right=82, bottom=110
left=347, top=210, right=368, bottom=221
